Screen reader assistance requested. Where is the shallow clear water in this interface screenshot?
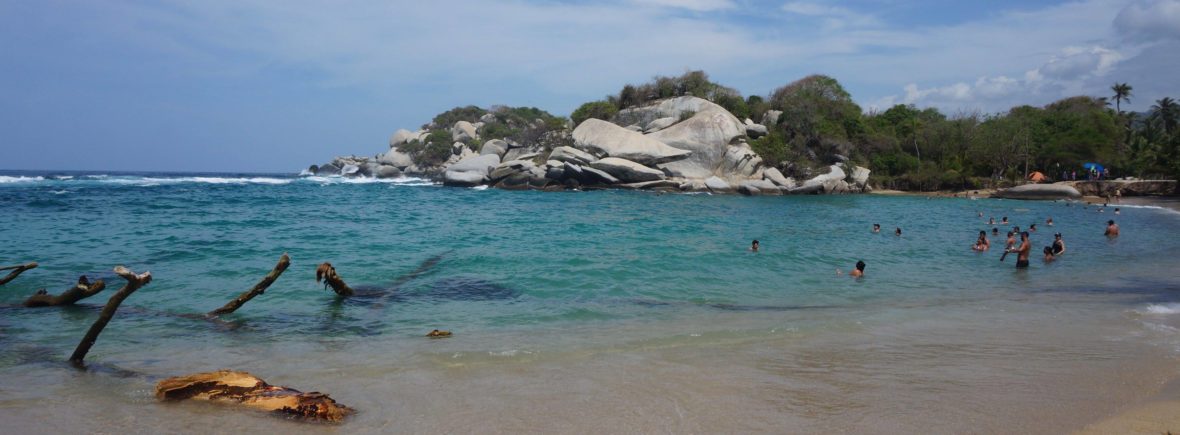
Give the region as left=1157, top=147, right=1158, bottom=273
left=2, top=171, right=1180, bottom=433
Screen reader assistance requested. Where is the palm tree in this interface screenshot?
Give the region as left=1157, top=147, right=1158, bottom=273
left=1111, top=83, right=1133, bottom=114
left=1152, top=97, right=1178, bottom=135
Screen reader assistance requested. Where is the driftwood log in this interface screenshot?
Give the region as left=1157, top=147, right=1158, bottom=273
left=315, top=262, right=354, bottom=297
left=207, top=253, right=290, bottom=317
left=155, top=370, right=353, bottom=422
left=0, top=262, right=38, bottom=286
left=69, top=266, right=152, bottom=367
left=24, top=276, right=106, bottom=307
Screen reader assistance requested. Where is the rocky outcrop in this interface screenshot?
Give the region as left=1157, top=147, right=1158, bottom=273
left=1069, top=180, right=1178, bottom=197
left=992, top=183, right=1082, bottom=200
left=572, top=119, right=691, bottom=165
left=589, top=157, right=666, bottom=183
left=308, top=97, right=877, bottom=195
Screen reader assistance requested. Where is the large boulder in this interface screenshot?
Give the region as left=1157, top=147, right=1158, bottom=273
left=739, top=179, right=781, bottom=196
left=389, top=129, right=418, bottom=147
left=647, top=97, right=747, bottom=179
left=443, top=170, right=485, bottom=187
left=721, top=144, right=763, bottom=178
left=590, top=157, right=666, bottom=183
left=849, top=165, right=871, bottom=189
left=443, top=154, right=500, bottom=187
left=451, top=121, right=479, bottom=142
left=644, top=117, right=677, bottom=133
left=548, top=146, right=597, bottom=166
left=480, top=139, right=508, bottom=157
left=572, top=118, right=691, bottom=166
left=377, top=149, right=414, bottom=169
left=762, top=110, right=782, bottom=127
left=745, top=123, right=768, bottom=139
left=489, top=159, right=536, bottom=181
left=763, top=167, right=794, bottom=188
left=579, top=166, right=620, bottom=185
left=803, top=165, right=847, bottom=193
left=373, top=165, right=402, bottom=179
left=704, top=176, right=732, bottom=193
left=993, top=184, right=1082, bottom=200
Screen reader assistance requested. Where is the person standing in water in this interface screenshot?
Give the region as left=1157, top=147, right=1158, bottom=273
left=1043, top=246, right=1056, bottom=262
left=1008, top=231, right=1031, bottom=268
left=1052, top=233, right=1065, bottom=255
left=850, top=261, right=865, bottom=277
left=1105, top=220, right=1119, bottom=237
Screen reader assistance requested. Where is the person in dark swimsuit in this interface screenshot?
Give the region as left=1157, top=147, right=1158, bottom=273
left=1052, top=233, right=1065, bottom=255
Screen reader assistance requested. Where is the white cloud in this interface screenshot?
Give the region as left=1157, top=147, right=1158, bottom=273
left=631, top=0, right=736, bottom=11
left=1115, top=0, right=1180, bottom=41
left=780, top=1, right=879, bottom=30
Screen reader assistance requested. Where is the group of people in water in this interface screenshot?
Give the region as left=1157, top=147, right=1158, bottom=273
left=749, top=201, right=1124, bottom=277
left=970, top=209, right=1120, bottom=268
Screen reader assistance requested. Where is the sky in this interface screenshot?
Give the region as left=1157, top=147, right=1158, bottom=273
left=2, top=0, right=1178, bottom=173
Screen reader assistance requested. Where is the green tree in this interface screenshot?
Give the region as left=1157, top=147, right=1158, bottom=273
left=1111, top=83, right=1133, bottom=115
left=571, top=100, right=619, bottom=126
left=1152, top=97, right=1178, bottom=135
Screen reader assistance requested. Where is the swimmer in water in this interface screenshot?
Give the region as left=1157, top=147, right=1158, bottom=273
left=1043, top=246, right=1056, bottom=262
left=850, top=260, right=865, bottom=277
left=1046, top=217, right=1054, bottom=226
left=750, top=239, right=759, bottom=252
left=973, top=230, right=990, bottom=251
left=1115, top=208, right=1120, bottom=215
left=895, top=227, right=902, bottom=236
left=1002, top=216, right=1009, bottom=224
left=1105, top=220, right=1119, bottom=237
left=992, top=227, right=999, bottom=236
left=873, top=223, right=881, bottom=233
left=1029, top=223, right=1037, bottom=232
left=988, top=217, right=995, bottom=225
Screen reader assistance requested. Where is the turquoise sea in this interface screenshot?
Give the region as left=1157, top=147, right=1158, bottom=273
left=3, top=170, right=1180, bottom=433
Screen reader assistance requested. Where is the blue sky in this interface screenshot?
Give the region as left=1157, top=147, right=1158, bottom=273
left=2, top=0, right=1178, bottom=172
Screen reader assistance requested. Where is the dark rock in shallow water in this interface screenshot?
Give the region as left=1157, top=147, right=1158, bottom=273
left=418, top=277, right=519, bottom=301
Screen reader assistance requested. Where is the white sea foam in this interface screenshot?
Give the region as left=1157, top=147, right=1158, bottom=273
left=97, top=176, right=293, bottom=186
left=0, top=176, right=44, bottom=183
left=1142, top=303, right=1180, bottom=315
left=471, top=185, right=489, bottom=190
left=303, top=175, right=435, bottom=185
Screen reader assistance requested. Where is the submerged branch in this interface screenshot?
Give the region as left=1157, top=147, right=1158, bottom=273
left=207, top=253, right=290, bottom=317
left=69, top=266, right=152, bottom=367
left=23, top=276, right=106, bottom=307
left=316, top=262, right=354, bottom=297
left=0, top=262, right=38, bottom=286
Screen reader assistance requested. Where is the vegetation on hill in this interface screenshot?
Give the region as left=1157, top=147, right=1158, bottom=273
left=402, top=105, right=569, bottom=167
left=576, top=70, right=1179, bottom=190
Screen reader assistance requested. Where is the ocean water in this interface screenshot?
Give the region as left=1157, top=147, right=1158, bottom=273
left=2, top=170, right=1180, bottom=433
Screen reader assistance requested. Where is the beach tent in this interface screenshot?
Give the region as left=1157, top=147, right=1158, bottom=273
left=1082, top=162, right=1104, bottom=172
left=1027, top=171, right=1047, bottom=182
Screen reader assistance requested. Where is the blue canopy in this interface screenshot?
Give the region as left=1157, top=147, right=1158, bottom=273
left=1082, top=162, right=1104, bottom=172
